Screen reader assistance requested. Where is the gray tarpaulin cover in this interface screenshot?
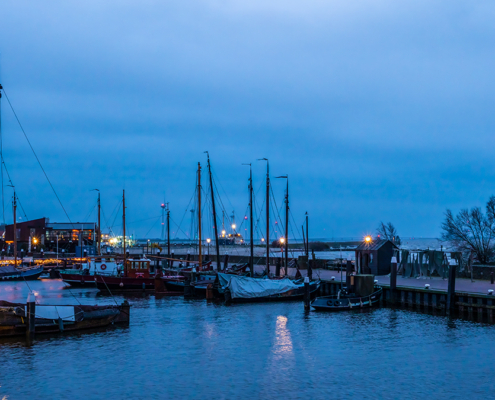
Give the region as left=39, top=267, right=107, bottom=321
left=218, top=273, right=299, bottom=299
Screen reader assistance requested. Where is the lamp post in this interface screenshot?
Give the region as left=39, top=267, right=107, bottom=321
left=207, top=238, right=211, bottom=256
left=147, top=239, right=150, bottom=255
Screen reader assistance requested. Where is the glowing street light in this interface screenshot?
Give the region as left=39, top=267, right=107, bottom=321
left=232, top=224, right=236, bottom=230
left=261, top=238, right=265, bottom=242
left=279, top=237, right=285, bottom=244
left=365, top=235, right=372, bottom=243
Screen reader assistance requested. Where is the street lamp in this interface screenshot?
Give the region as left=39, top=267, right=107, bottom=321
left=147, top=239, right=150, bottom=254
left=207, top=238, right=211, bottom=255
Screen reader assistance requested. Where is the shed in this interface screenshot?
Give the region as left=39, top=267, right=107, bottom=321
left=355, top=239, right=398, bottom=276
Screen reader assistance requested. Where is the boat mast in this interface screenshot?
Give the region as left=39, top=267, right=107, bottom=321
left=13, top=189, right=17, bottom=267
left=249, top=165, right=254, bottom=277
left=285, top=178, right=289, bottom=276
left=206, top=152, right=220, bottom=271
left=305, top=211, right=309, bottom=256
left=243, top=163, right=254, bottom=277
left=123, top=189, right=126, bottom=268
left=97, top=190, right=101, bottom=255
left=258, top=158, right=269, bottom=275
left=166, top=203, right=170, bottom=263
left=197, top=162, right=202, bottom=270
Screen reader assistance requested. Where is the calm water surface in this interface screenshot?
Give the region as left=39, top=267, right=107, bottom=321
left=0, top=279, right=494, bottom=399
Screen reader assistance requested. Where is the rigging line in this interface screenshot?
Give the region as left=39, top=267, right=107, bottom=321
left=144, top=216, right=162, bottom=237
left=211, top=168, right=236, bottom=216
left=2, top=88, right=74, bottom=226
left=83, top=199, right=98, bottom=222
left=1, top=158, right=28, bottom=220
left=170, top=216, right=191, bottom=239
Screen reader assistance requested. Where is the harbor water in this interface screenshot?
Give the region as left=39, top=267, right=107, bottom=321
left=1, top=279, right=494, bottom=399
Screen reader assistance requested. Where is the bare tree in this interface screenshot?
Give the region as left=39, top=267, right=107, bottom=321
left=376, top=222, right=400, bottom=245
left=441, top=197, right=495, bottom=264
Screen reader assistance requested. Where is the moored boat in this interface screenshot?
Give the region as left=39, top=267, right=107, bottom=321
left=60, top=257, right=122, bottom=287
left=0, top=258, right=44, bottom=281
left=311, top=286, right=382, bottom=311
left=0, top=298, right=130, bottom=338
left=215, top=273, right=320, bottom=303
left=311, top=274, right=382, bottom=311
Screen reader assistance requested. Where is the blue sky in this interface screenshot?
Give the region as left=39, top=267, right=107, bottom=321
left=1, top=0, right=494, bottom=239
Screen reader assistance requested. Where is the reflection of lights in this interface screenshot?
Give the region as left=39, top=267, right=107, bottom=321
left=275, top=315, right=293, bottom=354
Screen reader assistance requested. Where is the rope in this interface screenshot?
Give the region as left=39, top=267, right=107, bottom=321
left=2, top=87, right=74, bottom=227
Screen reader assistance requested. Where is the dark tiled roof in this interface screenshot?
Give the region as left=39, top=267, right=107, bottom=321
left=355, top=239, right=398, bottom=251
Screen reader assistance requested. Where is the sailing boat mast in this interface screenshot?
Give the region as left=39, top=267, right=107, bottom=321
left=122, top=190, right=126, bottom=268
left=249, top=165, right=254, bottom=277
left=166, top=203, right=170, bottom=264
left=285, top=178, right=289, bottom=275
left=197, top=162, right=202, bottom=270
left=276, top=175, right=289, bottom=275
left=206, top=152, right=220, bottom=271
left=258, top=158, right=269, bottom=275
left=242, top=163, right=254, bottom=277
left=13, top=190, right=17, bottom=267
left=305, top=212, right=309, bottom=257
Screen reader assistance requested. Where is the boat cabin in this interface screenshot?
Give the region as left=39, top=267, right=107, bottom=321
left=125, top=259, right=152, bottom=278
left=355, top=239, right=398, bottom=276
left=81, top=258, right=121, bottom=275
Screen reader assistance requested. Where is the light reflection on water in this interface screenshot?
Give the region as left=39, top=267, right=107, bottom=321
left=1, top=280, right=495, bottom=399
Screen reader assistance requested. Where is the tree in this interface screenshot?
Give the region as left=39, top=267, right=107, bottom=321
left=376, top=222, right=401, bottom=245
left=441, top=196, right=495, bottom=264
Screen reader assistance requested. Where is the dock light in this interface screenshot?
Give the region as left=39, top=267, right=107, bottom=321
left=425, top=284, right=430, bottom=290
left=365, top=236, right=372, bottom=243
left=279, top=237, right=285, bottom=244
left=489, top=290, right=494, bottom=295
left=222, top=230, right=226, bottom=235
left=261, top=238, right=265, bottom=242
left=232, top=224, right=236, bottom=230
left=33, top=238, right=38, bottom=244
left=206, top=238, right=211, bottom=243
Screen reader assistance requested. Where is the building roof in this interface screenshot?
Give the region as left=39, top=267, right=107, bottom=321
left=46, top=222, right=96, bottom=230
left=355, top=239, right=398, bottom=251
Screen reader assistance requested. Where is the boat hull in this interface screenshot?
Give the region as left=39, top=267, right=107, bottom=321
left=0, top=300, right=130, bottom=338
left=0, top=266, right=44, bottom=281
left=311, top=286, right=383, bottom=311
left=94, top=275, right=156, bottom=291
left=224, top=281, right=320, bottom=304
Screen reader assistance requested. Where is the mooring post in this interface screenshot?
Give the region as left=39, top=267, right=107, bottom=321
left=390, top=256, right=397, bottom=305
left=304, top=276, right=310, bottom=311
left=345, top=257, right=353, bottom=287
left=223, top=252, right=229, bottom=271
left=447, top=259, right=457, bottom=316
left=186, top=252, right=191, bottom=262
left=26, top=292, right=36, bottom=340
left=275, top=258, right=281, bottom=277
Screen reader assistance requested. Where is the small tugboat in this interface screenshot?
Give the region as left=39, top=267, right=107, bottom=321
left=311, top=274, right=382, bottom=311
left=60, top=257, right=122, bottom=287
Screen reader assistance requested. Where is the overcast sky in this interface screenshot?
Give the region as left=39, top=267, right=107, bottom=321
left=1, top=0, right=494, bottom=240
